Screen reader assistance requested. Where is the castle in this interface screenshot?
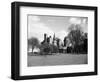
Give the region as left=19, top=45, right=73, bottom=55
left=41, top=33, right=63, bottom=47
left=40, top=33, right=70, bottom=52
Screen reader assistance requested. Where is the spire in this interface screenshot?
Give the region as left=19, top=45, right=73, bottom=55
left=53, top=33, right=55, bottom=40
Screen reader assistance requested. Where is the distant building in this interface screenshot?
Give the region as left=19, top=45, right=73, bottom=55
left=49, top=36, right=53, bottom=44
left=41, top=33, right=57, bottom=46
left=41, top=33, right=47, bottom=44
left=63, top=36, right=70, bottom=47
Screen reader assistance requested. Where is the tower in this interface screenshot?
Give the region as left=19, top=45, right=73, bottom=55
left=52, top=33, right=57, bottom=46
left=44, top=33, right=47, bottom=42
left=52, top=33, right=55, bottom=44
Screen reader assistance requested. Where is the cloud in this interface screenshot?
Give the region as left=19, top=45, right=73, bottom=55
left=56, top=30, right=68, bottom=41
left=69, top=18, right=81, bottom=24
left=28, top=16, right=69, bottom=42
left=28, top=16, right=54, bottom=42
left=82, top=18, right=87, bottom=24
left=28, top=22, right=68, bottom=42
left=28, top=16, right=40, bottom=22
left=28, top=16, right=88, bottom=42
left=28, top=22, right=54, bottom=42
left=69, top=17, right=87, bottom=25
left=47, top=19, right=55, bottom=22
left=68, top=17, right=88, bottom=32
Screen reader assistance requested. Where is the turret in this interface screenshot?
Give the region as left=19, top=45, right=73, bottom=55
left=44, top=33, right=47, bottom=42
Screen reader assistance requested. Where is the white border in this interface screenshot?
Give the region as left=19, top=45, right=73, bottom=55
left=20, top=6, right=94, bottom=76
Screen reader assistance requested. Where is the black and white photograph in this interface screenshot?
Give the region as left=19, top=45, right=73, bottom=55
left=11, top=2, right=97, bottom=80
left=27, top=15, right=88, bottom=67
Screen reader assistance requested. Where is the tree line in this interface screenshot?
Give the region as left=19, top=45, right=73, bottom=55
left=28, top=24, right=88, bottom=55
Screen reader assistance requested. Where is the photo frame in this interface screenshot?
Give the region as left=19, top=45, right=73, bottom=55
left=11, top=1, right=98, bottom=80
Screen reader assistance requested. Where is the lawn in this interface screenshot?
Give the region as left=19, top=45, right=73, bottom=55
left=28, top=53, right=87, bottom=67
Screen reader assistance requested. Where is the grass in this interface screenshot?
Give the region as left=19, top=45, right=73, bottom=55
left=28, top=53, right=87, bottom=67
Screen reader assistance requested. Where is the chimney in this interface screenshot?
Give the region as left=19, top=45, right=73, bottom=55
left=44, top=33, right=47, bottom=42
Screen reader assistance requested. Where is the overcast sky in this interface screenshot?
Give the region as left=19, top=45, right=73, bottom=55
left=28, top=15, right=88, bottom=42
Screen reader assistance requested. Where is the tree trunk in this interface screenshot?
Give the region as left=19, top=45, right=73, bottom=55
left=32, top=46, right=34, bottom=53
